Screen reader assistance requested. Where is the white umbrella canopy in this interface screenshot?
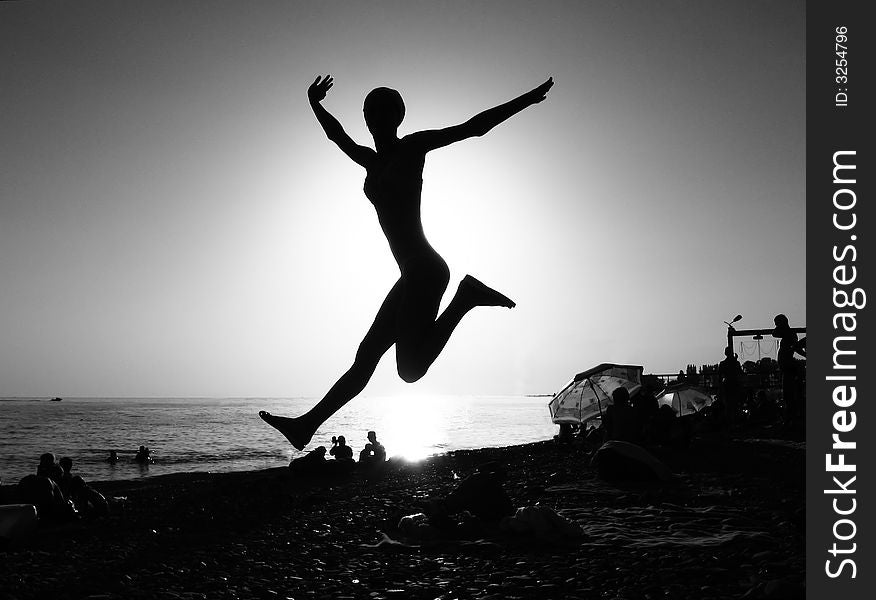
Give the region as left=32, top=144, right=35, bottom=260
left=655, top=383, right=714, bottom=416
left=548, top=363, right=643, bottom=425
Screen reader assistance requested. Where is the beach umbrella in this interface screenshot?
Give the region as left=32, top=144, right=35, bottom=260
left=548, top=363, right=643, bottom=425
left=655, top=383, right=714, bottom=416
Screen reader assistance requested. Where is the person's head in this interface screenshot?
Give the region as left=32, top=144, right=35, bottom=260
left=612, top=386, right=631, bottom=408
left=363, top=87, right=405, bottom=136
left=59, top=456, right=73, bottom=473
left=337, top=435, right=347, bottom=446
left=363, top=443, right=373, bottom=452
left=773, top=313, right=793, bottom=339
left=367, top=430, right=377, bottom=443
left=39, top=453, right=55, bottom=467
left=724, top=346, right=735, bottom=358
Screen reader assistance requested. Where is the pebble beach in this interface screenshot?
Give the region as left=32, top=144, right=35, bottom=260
left=1, top=430, right=803, bottom=600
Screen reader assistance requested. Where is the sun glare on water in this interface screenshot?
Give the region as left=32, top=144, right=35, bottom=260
left=368, top=395, right=449, bottom=462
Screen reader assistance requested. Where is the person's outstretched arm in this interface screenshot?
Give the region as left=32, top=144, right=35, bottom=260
left=309, top=75, right=375, bottom=168
left=410, top=77, right=554, bottom=152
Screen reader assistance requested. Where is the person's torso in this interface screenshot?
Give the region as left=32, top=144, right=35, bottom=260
left=363, top=139, right=429, bottom=263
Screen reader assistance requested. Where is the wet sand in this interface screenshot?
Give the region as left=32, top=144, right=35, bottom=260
left=1, top=430, right=803, bottom=600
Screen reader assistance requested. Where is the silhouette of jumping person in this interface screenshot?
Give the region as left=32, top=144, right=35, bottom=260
left=260, top=74, right=554, bottom=450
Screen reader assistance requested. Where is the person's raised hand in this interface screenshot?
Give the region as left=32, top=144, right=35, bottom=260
left=308, top=74, right=334, bottom=103
left=527, top=77, right=554, bottom=104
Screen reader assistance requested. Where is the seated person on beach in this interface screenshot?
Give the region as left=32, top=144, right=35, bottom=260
left=359, top=443, right=374, bottom=463
left=555, top=422, right=575, bottom=443
left=18, top=454, right=75, bottom=521
left=329, top=436, right=354, bottom=461
left=36, top=453, right=64, bottom=485
left=652, top=403, right=692, bottom=449
left=367, top=431, right=386, bottom=462
left=106, top=450, right=119, bottom=464
left=289, top=445, right=328, bottom=476
left=68, top=475, right=109, bottom=516
left=58, top=456, right=75, bottom=497
left=358, top=431, right=388, bottom=467
left=56, top=457, right=104, bottom=514
left=434, top=463, right=514, bottom=524
left=602, top=387, right=641, bottom=444
left=630, top=390, right=658, bottom=443
left=17, top=475, right=73, bottom=521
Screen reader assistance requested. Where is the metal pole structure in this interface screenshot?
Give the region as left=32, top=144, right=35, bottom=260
left=728, top=327, right=806, bottom=348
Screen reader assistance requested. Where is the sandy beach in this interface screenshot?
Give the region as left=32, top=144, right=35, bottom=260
left=1, top=429, right=803, bottom=600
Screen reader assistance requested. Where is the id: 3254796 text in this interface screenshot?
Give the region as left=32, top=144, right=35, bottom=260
left=835, top=26, right=849, bottom=107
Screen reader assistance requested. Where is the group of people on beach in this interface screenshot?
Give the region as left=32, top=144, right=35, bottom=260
left=7, top=453, right=108, bottom=522
left=328, top=432, right=386, bottom=464
left=714, top=313, right=805, bottom=432
left=604, top=387, right=690, bottom=448
left=554, top=312, right=806, bottom=452
left=555, top=385, right=691, bottom=450
left=290, top=430, right=387, bottom=476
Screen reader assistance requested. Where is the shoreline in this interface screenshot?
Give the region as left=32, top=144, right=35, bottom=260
left=1, top=437, right=556, bottom=490
left=2, top=433, right=804, bottom=599
left=0, top=395, right=560, bottom=486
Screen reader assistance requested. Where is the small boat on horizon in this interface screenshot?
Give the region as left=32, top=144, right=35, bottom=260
left=50, top=397, right=63, bottom=402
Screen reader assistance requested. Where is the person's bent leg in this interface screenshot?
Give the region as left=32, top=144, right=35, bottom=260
left=260, top=281, right=401, bottom=449
left=396, top=267, right=514, bottom=384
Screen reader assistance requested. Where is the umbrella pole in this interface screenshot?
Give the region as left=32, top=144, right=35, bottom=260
left=587, top=378, right=604, bottom=420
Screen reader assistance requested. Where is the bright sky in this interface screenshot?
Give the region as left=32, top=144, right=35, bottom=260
left=0, top=1, right=804, bottom=398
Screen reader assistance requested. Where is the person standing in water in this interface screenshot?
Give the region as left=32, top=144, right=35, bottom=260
left=260, top=74, right=554, bottom=450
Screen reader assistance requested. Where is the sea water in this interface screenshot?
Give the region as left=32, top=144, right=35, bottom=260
left=0, top=396, right=558, bottom=483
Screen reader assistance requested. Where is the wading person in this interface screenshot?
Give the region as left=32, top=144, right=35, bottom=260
left=260, top=74, right=554, bottom=450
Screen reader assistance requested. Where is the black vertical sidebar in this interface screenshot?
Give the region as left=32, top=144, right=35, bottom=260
left=806, top=1, right=873, bottom=598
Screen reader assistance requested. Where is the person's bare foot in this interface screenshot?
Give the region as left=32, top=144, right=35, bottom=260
left=258, top=411, right=313, bottom=451
left=459, top=275, right=516, bottom=309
